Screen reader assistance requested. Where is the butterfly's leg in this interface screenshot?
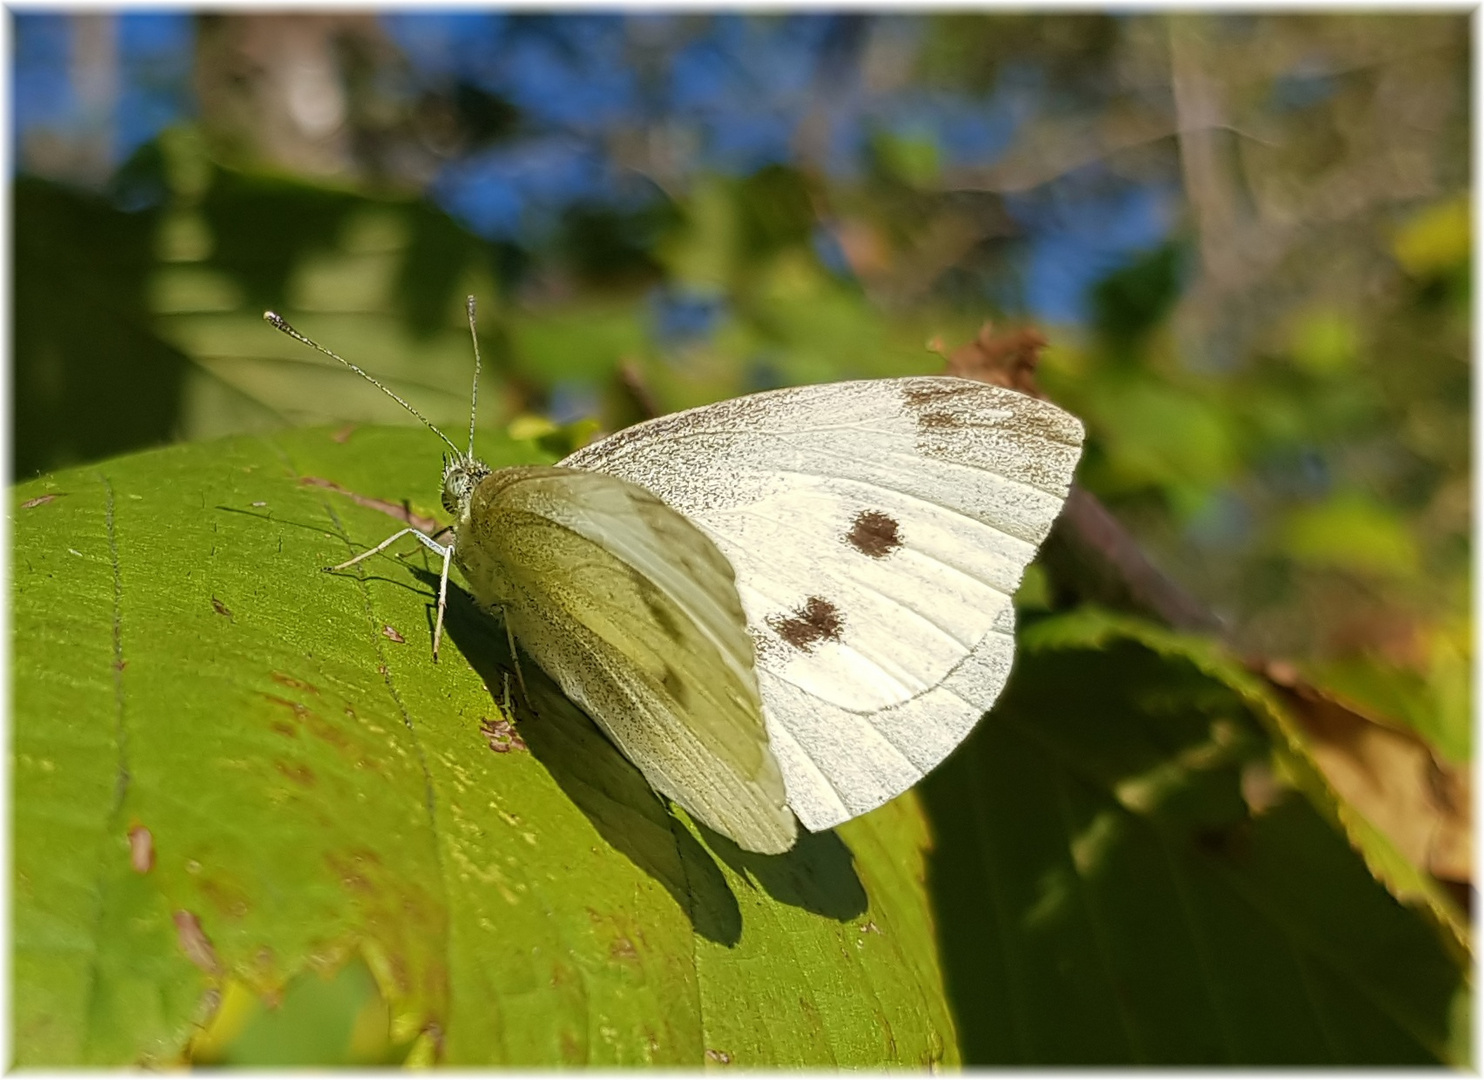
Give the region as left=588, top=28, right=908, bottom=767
left=324, top=527, right=449, bottom=572
left=500, top=605, right=531, bottom=705
left=327, top=527, right=453, bottom=660
left=394, top=523, right=454, bottom=558
left=431, top=539, right=454, bottom=663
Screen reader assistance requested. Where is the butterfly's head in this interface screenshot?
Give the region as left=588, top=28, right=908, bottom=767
left=441, top=453, right=491, bottom=519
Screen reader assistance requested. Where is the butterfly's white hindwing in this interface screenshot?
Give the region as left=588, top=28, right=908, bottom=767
left=455, top=465, right=797, bottom=854
left=562, top=377, right=1084, bottom=831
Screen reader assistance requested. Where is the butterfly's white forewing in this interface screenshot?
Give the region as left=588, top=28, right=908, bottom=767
left=456, top=466, right=797, bottom=853
left=562, top=377, right=1084, bottom=831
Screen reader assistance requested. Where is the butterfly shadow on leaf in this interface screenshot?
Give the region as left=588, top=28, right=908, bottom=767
left=693, top=824, right=868, bottom=924
left=433, top=573, right=744, bottom=945
left=433, top=572, right=870, bottom=942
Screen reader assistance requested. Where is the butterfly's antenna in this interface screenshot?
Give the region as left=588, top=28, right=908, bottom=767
left=263, top=311, right=462, bottom=457
left=464, top=295, right=482, bottom=459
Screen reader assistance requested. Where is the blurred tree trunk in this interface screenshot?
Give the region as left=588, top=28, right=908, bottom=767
left=193, top=13, right=381, bottom=178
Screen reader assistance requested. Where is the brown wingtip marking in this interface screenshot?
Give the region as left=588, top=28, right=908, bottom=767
left=846, top=510, right=902, bottom=559
left=768, top=596, right=843, bottom=652
left=902, top=381, right=978, bottom=407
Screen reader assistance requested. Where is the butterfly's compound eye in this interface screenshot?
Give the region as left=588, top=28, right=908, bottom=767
left=441, top=457, right=490, bottom=517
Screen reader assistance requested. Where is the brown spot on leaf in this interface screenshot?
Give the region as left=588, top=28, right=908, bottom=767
left=767, top=596, right=843, bottom=652
left=705, top=1048, right=733, bottom=1065
left=21, top=493, right=63, bottom=509
left=423, top=1022, right=446, bottom=1061
left=199, top=876, right=253, bottom=919
left=210, top=597, right=233, bottom=619
left=261, top=694, right=355, bottom=755
left=197, top=986, right=223, bottom=1024
left=270, top=720, right=298, bottom=738
left=324, top=852, right=377, bottom=896
left=560, top=1031, right=582, bottom=1063
left=299, top=475, right=439, bottom=533
left=845, top=510, right=902, bottom=559
left=128, top=825, right=154, bottom=873
left=271, top=672, right=320, bottom=694
left=610, top=936, right=639, bottom=962
left=274, top=760, right=317, bottom=787
left=173, top=911, right=219, bottom=973
left=263, top=693, right=311, bottom=719
left=350, top=846, right=383, bottom=866
left=481, top=716, right=527, bottom=754
left=332, top=423, right=357, bottom=443
left=382, top=624, right=406, bottom=643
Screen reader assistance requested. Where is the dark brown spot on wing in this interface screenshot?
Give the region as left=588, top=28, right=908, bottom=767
left=846, top=510, right=902, bottom=559
left=768, top=596, right=843, bottom=652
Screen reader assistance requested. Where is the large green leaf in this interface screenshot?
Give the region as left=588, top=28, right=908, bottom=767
left=12, top=425, right=956, bottom=1066
left=13, top=424, right=1469, bottom=1066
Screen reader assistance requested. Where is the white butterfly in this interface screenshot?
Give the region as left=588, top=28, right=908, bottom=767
left=561, top=377, right=1084, bottom=836
left=266, top=302, right=1083, bottom=854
